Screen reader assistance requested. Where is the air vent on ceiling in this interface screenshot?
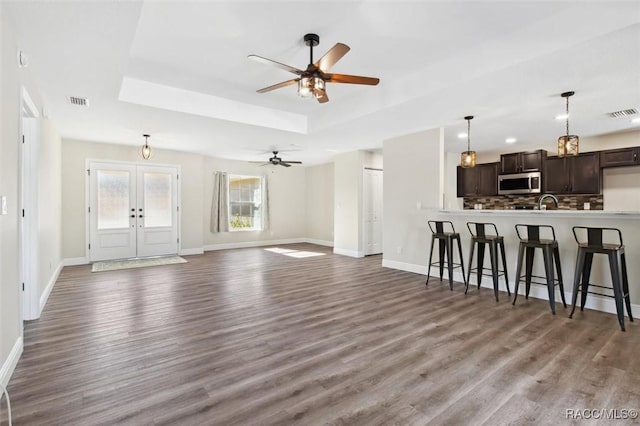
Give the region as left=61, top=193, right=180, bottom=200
left=68, top=96, right=89, bottom=107
left=608, top=108, right=638, bottom=118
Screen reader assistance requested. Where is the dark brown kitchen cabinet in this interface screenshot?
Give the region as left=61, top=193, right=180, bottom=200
left=457, top=162, right=498, bottom=197
left=543, top=152, right=600, bottom=194
left=600, top=147, right=640, bottom=168
left=500, top=150, right=547, bottom=174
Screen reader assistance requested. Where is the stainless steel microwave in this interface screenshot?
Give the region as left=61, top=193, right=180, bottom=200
left=498, top=172, right=542, bottom=195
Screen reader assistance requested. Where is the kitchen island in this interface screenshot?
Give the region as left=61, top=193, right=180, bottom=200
left=427, top=209, right=640, bottom=313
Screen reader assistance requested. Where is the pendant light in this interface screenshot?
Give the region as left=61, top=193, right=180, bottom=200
left=141, top=134, right=152, bottom=160
left=460, top=115, right=476, bottom=168
left=557, top=91, right=579, bottom=157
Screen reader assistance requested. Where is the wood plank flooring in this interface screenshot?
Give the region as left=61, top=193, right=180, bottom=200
left=6, top=243, right=640, bottom=425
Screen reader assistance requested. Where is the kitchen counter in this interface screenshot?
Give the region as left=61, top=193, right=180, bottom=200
left=439, top=209, right=640, bottom=219
left=425, top=208, right=640, bottom=308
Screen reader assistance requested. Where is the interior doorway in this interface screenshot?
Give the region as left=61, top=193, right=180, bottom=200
left=88, top=161, right=180, bottom=262
left=363, top=168, right=383, bottom=256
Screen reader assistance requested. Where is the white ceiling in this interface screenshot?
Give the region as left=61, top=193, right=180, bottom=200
left=5, top=1, right=640, bottom=165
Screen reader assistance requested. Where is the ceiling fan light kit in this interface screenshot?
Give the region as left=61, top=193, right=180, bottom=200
left=249, top=33, right=379, bottom=103
left=557, top=91, right=579, bottom=157
left=249, top=151, right=303, bottom=167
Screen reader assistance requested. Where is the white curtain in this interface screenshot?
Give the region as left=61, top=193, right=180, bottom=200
left=211, top=171, right=229, bottom=233
left=261, top=176, right=270, bottom=231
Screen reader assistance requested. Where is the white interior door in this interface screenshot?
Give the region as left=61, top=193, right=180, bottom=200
left=364, top=168, right=383, bottom=255
left=136, top=165, right=178, bottom=257
left=89, top=163, right=137, bottom=261
left=89, top=162, right=179, bottom=261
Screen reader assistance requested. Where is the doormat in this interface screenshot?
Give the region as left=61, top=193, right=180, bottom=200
left=91, top=256, right=187, bottom=272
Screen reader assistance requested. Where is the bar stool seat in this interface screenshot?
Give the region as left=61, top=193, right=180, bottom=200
left=426, top=221, right=467, bottom=290
left=465, top=222, right=510, bottom=301
left=512, top=224, right=567, bottom=314
left=569, top=227, right=633, bottom=331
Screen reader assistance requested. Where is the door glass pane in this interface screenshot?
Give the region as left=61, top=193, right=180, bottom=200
left=97, top=170, right=130, bottom=230
left=144, top=172, right=172, bottom=227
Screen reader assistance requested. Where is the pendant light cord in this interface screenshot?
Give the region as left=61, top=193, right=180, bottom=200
left=467, top=118, right=471, bottom=152
left=566, top=96, right=570, bottom=136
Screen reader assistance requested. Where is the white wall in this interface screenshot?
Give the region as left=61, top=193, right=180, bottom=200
left=603, top=166, right=640, bottom=211
left=38, top=119, right=62, bottom=304
left=305, top=163, right=334, bottom=244
left=61, top=139, right=331, bottom=258
left=61, top=140, right=205, bottom=259
left=382, top=128, right=444, bottom=269
left=333, top=151, right=366, bottom=257
left=1, top=6, right=63, bottom=386
left=202, top=156, right=307, bottom=248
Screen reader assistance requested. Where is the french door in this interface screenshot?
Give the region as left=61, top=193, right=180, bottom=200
left=89, top=161, right=179, bottom=261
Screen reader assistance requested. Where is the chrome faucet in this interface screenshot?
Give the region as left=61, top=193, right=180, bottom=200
left=537, top=193, right=559, bottom=210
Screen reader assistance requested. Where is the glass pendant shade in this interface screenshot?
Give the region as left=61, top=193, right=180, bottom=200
left=461, top=150, right=477, bottom=168
left=557, top=91, right=579, bottom=157
left=557, top=134, right=579, bottom=157
left=298, top=76, right=325, bottom=99
left=460, top=115, right=476, bottom=168
left=141, top=134, right=152, bottom=160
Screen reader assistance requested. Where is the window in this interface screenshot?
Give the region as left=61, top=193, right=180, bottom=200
left=229, top=175, right=263, bottom=231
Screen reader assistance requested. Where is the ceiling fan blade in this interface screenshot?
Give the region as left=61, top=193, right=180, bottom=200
left=248, top=55, right=304, bottom=75
left=315, top=43, right=350, bottom=72
left=317, top=91, right=329, bottom=103
left=326, top=73, right=380, bottom=85
left=279, top=162, right=292, bottom=167
left=282, top=161, right=302, bottom=164
left=256, top=79, right=299, bottom=93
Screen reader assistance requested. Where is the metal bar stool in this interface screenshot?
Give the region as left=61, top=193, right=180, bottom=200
left=465, top=222, right=510, bottom=301
left=512, top=224, right=567, bottom=314
left=426, top=221, right=467, bottom=290
left=569, top=227, right=633, bottom=331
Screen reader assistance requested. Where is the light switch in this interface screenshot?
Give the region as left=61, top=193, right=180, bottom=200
left=1, top=196, right=7, bottom=215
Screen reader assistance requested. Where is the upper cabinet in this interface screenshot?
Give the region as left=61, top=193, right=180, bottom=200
left=544, top=152, right=600, bottom=194
left=600, top=147, right=640, bottom=168
left=500, top=150, right=547, bottom=174
left=457, top=163, right=499, bottom=197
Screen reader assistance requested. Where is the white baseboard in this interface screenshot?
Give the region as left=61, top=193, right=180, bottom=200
left=306, top=238, right=334, bottom=247
left=382, top=260, right=640, bottom=317
left=204, top=238, right=306, bottom=252
left=333, top=248, right=365, bottom=258
left=63, top=257, right=88, bottom=266
left=382, top=259, right=429, bottom=275
left=39, top=261, right=63, bottom=315
left=0, top=337, right=23, bottom=389
left=179, top=248, right=204, bottom=256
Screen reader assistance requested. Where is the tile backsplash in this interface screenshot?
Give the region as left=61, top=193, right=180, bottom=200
left=463, top=194, right=603, bottom=210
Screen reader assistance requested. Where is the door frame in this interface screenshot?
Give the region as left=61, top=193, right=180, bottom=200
left=20, top=86, right=41, bottom=321
left=85, top=159, right=182, bottom=261
left=362, top=167, right=383, bottom=256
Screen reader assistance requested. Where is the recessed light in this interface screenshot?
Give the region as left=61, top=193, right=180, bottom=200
left=555, top=114, right=568, bottom=120
left=457, top=133, right=467, bottom=139
left=632, top=117, right=640, bottom=123
left=505, top=138, right=517, bottom=144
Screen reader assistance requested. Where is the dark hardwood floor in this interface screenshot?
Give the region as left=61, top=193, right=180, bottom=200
left=6, top=243, right=640, bottom=425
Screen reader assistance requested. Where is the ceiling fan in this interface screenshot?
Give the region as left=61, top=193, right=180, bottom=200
left=248, top=33, right=380, bottom=103
left=250, top=151, right=302, bottom=167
